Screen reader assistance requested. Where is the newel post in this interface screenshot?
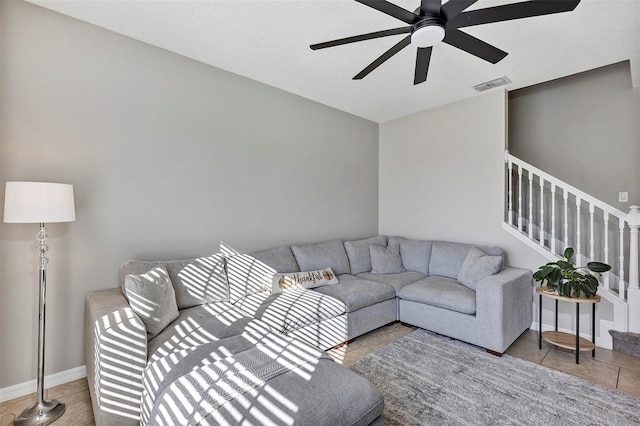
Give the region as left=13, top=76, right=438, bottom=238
left=627, top=205, right=640, bottom=333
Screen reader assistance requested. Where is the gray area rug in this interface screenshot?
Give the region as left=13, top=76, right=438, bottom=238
left=349, top=329, right=640, bottom=425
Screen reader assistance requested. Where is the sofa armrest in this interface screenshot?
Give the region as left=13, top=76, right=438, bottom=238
left=85, top=288, right=147, bottom=425
left=475, top=267, right=533, bottom=353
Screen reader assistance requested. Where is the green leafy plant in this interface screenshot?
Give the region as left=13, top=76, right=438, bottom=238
left=533, top=247, right=611, bottom=298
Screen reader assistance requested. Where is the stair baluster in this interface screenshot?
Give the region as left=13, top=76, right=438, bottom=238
left=539, top=178, right=545, bottom=246
left=518, top=166, right=523, bottom=231
left=619, top=221, right=625, bottom=299
left=507, top=157, right=513, bottom=226
left=589, top=204, right=595, bottom=262
left=529, top=171, right=534, bottom=239
left=551, top=183, right=556, bottom=255
left=628, top=206, right=640, bottom=333
left=576, top=197, right=582, bottom=267
left=564, top=189, right=569, bottom=250
left=604, top=211, right=610, bottom=290
left=503, top=150, right=637, bottom=345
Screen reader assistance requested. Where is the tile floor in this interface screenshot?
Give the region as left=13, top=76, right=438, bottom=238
left=1, top=323, right=638, bottom=426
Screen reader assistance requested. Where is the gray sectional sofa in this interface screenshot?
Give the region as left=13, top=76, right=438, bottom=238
left=85, top=236, right=532, bottom=425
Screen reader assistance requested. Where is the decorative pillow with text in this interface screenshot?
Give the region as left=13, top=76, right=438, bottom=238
left=271, top=268, right=339, bottom=294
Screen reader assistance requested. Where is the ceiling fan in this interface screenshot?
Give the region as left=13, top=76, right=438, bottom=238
left=310, top=0, right=581, bottom=85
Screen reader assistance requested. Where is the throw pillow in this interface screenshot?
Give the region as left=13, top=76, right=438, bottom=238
left=389, top=237, right=432, bottom=275
left=124, top=266, right=179, bottom=338
left=272, top=268, right=339, bottom=294
left=457, top=247, right=503, bottom=290
left=220, top=241, right=276, bottom=303
left=344, top=236, right=387, bottom=275
left=369, top=243, right=406, bottom=274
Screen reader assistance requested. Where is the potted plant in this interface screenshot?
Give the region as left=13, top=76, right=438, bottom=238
left=533, top=247, right=611, bottom=298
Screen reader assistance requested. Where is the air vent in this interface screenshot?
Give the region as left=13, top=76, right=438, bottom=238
left=473, top=76, right=512, bottom=92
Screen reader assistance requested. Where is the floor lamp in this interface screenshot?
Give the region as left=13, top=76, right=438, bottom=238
left=3, top=182, right=76, bottom=426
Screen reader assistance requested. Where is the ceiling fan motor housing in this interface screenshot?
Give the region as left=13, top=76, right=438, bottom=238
left=410, top=17, right=446, bottom=48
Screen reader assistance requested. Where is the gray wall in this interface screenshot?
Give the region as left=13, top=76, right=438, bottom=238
left=509, top=61, right=640, bottom=208
left=378, top=90, right=613, bottom=349
left=0, top=1, right=378, bottom=388
left=379, top=90, right=547, bottom=270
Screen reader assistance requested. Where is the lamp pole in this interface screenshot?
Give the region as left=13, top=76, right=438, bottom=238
left=14, top=222, right=65, bottom=426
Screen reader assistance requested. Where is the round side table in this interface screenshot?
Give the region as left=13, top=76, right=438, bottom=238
left=536, top=286, right=601, bottom=364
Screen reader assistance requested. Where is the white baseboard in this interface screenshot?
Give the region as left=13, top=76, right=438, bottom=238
left=530, top=322, right=613, bottom=350
left=0, top=366, right=87, bottom=403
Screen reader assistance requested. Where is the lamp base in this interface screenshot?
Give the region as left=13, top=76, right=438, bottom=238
left=14, top=399, right=65, bottom=426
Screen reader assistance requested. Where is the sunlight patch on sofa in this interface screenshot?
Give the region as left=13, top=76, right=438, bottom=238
left=125, top=291, right=158, bottom=319
left=178, top=254, right=228, bottom=301
left=288, top=315, right=348, bottom=352
left=257, top=289, right=346, bottom=335
left=221, top=241, right=278, bottom=302
left=142, top=346, right=305, bottom=426
left=93, top=307, right=147, bottom=420
left=199, top=301, right=244, bottom=319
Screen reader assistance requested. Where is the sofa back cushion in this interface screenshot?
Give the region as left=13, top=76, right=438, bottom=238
left=221, top=242, right=275, bottom=303
left=120, top=254, right=229, bottom=310
left=250, top=246, right=300, bottom=273
left=291, top=240, right=351, bottom=275
left=344, top=236, right=387, bottom=274
left=429, top=242, right=504, bottom=279
left=389, top=237, right=432, bottom=274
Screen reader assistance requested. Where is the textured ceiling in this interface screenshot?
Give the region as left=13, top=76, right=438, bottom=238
left=27, top=0, right=640, bottom=123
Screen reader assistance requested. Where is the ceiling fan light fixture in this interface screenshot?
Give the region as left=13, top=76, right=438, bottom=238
left=411, top=18, right=445, bottom=48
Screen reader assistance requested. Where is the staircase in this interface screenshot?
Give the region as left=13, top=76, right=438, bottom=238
left=503, top=151, right=640, bottom=349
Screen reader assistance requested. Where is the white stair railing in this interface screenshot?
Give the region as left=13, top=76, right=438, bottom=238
left=504, top=150, right=640, bottom=335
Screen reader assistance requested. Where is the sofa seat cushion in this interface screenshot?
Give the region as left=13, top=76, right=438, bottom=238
left=236, top=289, right=346, bottom=335
left=141, top=330, right=383, bottom=426
left=398, top=276, right=477, bottom=315
left=312, top=274, right=396, bottom=312
left=357, top=271, right=427, bottom=293
left=148, top=302, right=267, bottom=360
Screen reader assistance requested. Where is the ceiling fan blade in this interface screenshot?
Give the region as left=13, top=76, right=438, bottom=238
left=354, top=35, right=412, bottom=80
left=355, top=0, right=421, bottom=24
left=443, top=29, right=507, bottom=64
left=420, top=0, right=442, bottom=16
left=440, top=0, right=478, bottom=22
left=414, top=47, right=433, bottom=85
left=448, top=0, right=581, bottom=29
left=310, top=27, right=411, bottom=50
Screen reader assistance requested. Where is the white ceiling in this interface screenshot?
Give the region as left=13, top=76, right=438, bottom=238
left=27, top=0, right=640, bottom=123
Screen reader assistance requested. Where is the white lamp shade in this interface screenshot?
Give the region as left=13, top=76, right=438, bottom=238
left=4, top=182, right=76, bottom=223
